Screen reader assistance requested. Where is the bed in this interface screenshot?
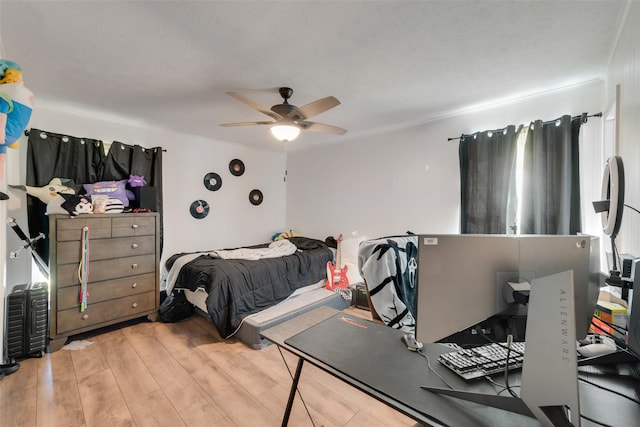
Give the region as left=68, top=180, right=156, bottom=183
left=163, top=236, right=352, bottom=348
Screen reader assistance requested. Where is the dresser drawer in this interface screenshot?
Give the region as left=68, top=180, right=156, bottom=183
left=111, top=216, right=156, bottom=237
left=57, top=272, right=156, bottom=311
left=56, top=291, right=156, bottom=334
left=56, top=235, right=156, bottom=265
left=56, top=254, right=156, bottom=287
left=56, top=216, right=112, bottom=241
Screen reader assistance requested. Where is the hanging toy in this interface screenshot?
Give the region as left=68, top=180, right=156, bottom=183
left=0, top=59, right=34, bottom=200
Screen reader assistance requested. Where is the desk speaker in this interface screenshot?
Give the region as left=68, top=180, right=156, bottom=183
left=627, top=259, right=640, bottom=357
left=131, top=187, right=157, bottom=211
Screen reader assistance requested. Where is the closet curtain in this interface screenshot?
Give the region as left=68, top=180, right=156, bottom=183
left=25, top=129, right=163, bottom=263
left=519, top=115, right=582, bottom=235
left=459, top=125, right=519, bottom=234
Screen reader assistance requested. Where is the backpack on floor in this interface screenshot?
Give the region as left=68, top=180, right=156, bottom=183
left=158, top=290, right=194, bottom=322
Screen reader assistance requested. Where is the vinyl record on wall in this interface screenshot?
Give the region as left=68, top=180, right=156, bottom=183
left=203, top=172, right=222, bottom=191
left=249, top=189, right=263, bottom=206
left=229, top=159, right=245, bottom=176
left=190, top=199, right=210, bottom=219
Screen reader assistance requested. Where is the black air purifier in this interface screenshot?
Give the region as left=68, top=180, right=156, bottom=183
left=131, top=186, right=157, bottom=211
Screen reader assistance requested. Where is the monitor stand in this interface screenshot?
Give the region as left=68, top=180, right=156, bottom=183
left=423, top=270, right=580, bottom=427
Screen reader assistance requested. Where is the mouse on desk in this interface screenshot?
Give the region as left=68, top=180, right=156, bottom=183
left=402, top=333, right=423, bottom=352
left=577, top=335, right=617, bottom=358
left=577, top=342, right=617, bottom=358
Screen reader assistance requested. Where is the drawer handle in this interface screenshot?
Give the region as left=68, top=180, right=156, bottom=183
left=132, top=224, right=139, bottom=229
left=132, top=243, right=139, bottom=249
left=132, top=263, right=138, bottom=269
left=132, top=282, right=138, bottom=288
left=82, top=314, right=89, bottom=320
left=132, top=302, right=138, bottom=308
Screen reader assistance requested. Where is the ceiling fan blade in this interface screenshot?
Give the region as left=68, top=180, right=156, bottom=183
left=226, top=92, right=282, bottom=120
left=219, top=121, right=275, bottom=127
left=290, top=96, right=340, bottom=120
left=299, top=121, right=347, bottom=135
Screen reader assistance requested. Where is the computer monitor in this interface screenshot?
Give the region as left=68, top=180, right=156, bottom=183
left=415, top=234, right=600, bottom=343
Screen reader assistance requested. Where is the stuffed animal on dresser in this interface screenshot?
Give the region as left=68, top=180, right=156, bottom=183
left=0, top=59, right=34, bottom=200
left=59, top=194, right=93, bottom=217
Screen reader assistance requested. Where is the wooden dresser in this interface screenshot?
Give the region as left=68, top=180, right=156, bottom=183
left=49, top=213, right=159, bottom=351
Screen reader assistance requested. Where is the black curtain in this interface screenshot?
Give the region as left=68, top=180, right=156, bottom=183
left=101, top=140, right=164, bottom=246
left=26, top=129, right=106, bottom=261
left=25, top=129, right=163, bottom=263
left=520, top=115, right=582, bottom=234
left=459, top=125, right=519, bottom=234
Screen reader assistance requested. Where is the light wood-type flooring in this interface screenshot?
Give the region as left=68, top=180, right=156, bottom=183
left=0, top=306, right=416, bottom=427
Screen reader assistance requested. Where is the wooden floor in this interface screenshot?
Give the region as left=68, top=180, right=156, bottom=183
left=0, top=307, right=415, bottom=427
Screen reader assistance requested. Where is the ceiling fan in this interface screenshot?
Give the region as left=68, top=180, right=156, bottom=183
left=220, top=87, right=347, bottom=142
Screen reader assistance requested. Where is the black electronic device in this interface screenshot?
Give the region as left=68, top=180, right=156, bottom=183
left=438, top=341, right=526, bottom=380
left=627, top=259, right=640, bottom=358
left=131, top=186, right=157, bottom=211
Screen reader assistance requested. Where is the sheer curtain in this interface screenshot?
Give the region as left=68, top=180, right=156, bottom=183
left=459, top=125, right=519, bottom=234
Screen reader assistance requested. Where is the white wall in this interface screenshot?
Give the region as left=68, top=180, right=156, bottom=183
left=287, top=81, right=605, bottom=243
left=606, top=2, right=640, bottom=258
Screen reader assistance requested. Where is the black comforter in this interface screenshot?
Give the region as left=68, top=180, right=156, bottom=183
left=165, top=237, right=332, bottom=337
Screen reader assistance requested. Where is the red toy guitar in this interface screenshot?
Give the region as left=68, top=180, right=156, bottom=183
left=326, top=234, right=349, bottom=290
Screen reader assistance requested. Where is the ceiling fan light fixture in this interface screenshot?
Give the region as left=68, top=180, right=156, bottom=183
left=270, top=124, right=301, bottom=142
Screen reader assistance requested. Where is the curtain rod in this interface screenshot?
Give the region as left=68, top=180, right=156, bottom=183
left=447, top=112, right=603, bottom=142
left=24, top=129, right=167, bottom=152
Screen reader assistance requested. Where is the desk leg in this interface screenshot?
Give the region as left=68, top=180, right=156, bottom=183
left=282, top=357, right=304, bottom=427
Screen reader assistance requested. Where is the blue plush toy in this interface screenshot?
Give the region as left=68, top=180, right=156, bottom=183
left=1, top=59, right=34, bottom=200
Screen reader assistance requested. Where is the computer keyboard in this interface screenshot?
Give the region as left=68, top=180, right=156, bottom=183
left=438, top=342, right=526, bottom=381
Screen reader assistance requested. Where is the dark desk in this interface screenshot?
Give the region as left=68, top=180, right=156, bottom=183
left=261, top=307, right=640, bottom=427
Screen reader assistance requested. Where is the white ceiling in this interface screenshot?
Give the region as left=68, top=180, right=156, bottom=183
left=0, top=1, right=628, bottom=152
